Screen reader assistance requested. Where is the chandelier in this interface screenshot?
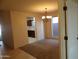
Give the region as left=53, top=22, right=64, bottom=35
left=42, top=8, right=49, bottom=23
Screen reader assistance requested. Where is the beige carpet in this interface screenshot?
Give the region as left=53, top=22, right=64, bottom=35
left=20, top=39, right=60, bottom=59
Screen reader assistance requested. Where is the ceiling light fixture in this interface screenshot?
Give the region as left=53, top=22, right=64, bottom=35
left=42, top=8, right=49, bottom=23
left=42, top=8, right=52, bottom=23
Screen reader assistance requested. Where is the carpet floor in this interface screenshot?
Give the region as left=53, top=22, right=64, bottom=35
left=20, top=39, right=60, bottom=59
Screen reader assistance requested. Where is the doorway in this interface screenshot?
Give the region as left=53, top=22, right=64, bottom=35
left=51, top=17, right=59, bottom=39
left=42, top=16, right=59, bottom=39
left=0, top=24, right=2, bottom=46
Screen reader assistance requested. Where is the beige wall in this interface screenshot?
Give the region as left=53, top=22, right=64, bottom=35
left=58, top=0, right=66, bottom=59
left=44, top=19, right=52, bottom=39
left=0, top=10, right=14, bottom=48
left=35, top=16, right=44, bottom=40
left=10, top=11, right=28, bottom=48
left=10, top=11, right=43, bottom=48
left=58, top=5, right=67, bottom=59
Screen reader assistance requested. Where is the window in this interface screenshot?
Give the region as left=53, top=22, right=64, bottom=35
left=52, top=17, right=58, bottom=23
left=52, top=17, right=59, bottom=37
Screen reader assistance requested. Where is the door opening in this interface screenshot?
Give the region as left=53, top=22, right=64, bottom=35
left=52, top=17, right=59, bottom=39
left=0, top=24, right=2, bottom=46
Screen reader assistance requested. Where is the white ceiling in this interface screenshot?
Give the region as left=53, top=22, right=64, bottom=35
left=0, top=0, right=58, bottom=13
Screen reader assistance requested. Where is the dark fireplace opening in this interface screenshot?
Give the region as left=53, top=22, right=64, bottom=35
left=28, top=30, right=35, bottom=38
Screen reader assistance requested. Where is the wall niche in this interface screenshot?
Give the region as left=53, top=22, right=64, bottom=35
left=26, top=16, right=37, bottom=43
